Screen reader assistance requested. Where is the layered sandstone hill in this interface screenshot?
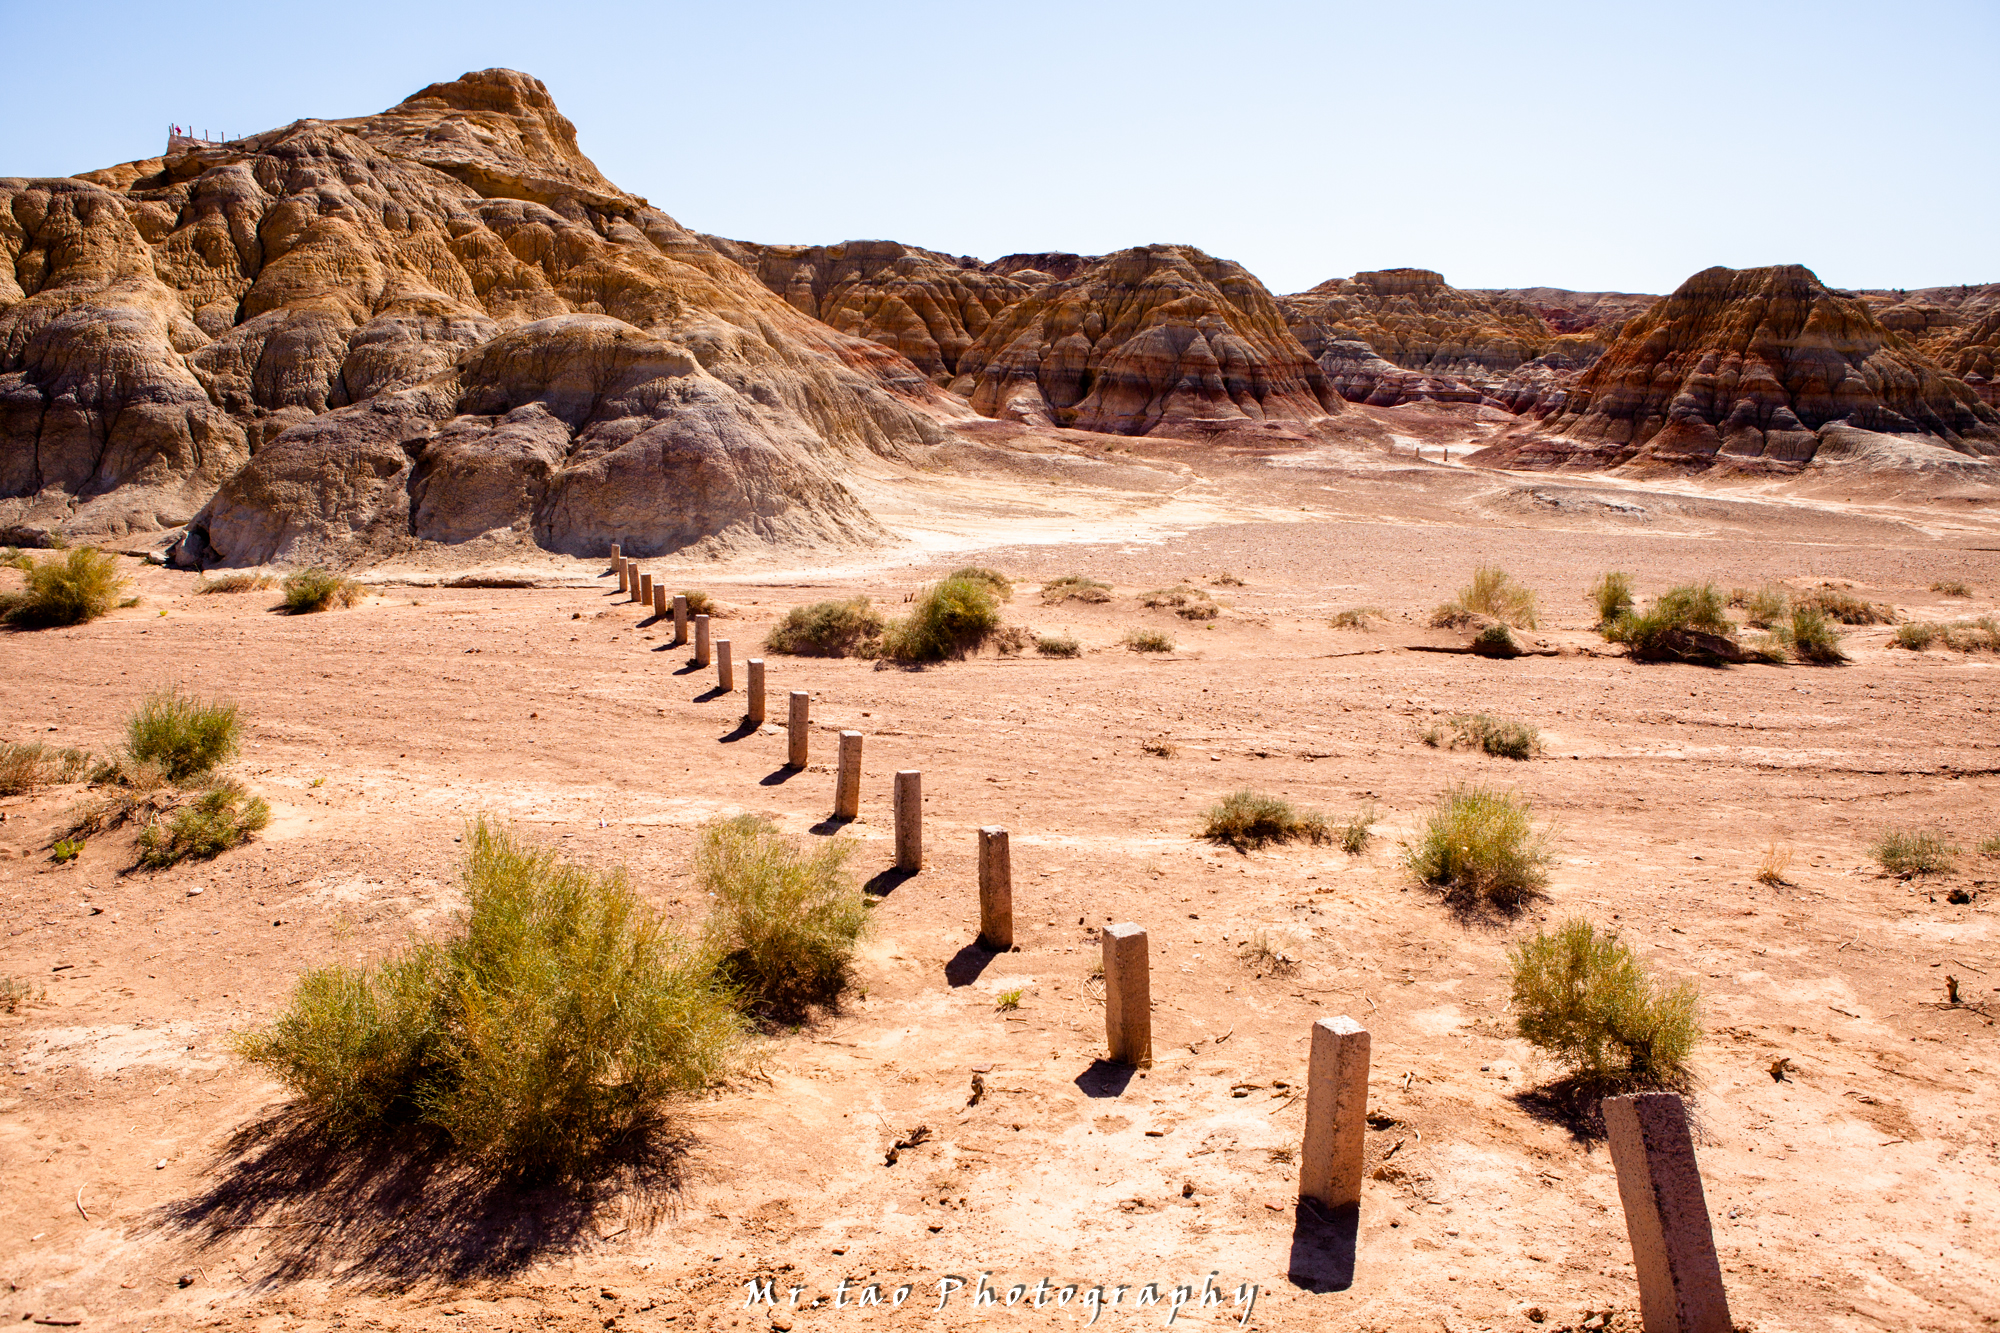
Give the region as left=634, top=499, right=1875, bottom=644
left=1853, top=283, right=2000, bottom=407
left=1477, top=287, right=1659, bottom=335
left=941, top=245, right=1340, bottom=434
left=1483, top=264, right=2000, bottom=469
left=0, top=70, right=956, bottom=562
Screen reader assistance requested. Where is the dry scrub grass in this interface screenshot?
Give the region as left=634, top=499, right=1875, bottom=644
left=136, top=779, right=271, bottom=869
left=1405, top=783, right=1550, bottom=912
left=127, top=687, right=241, bottom=782
left=766, top=597, right=885, bottom=657
left=1034, top=632, right=1080, bottom=658
left=1328, top=607, right=1385, bottom=630
left=0, top=742, right=92, bottom=795
left=196, top=573, right=276, bottom=594
left=1755, top=842, right=1793, bottom=886
left=1931, top=580, right=1973, bottom=597
left=1872, top=830, right=1956, bottom=877
left=1893, top=618, right=2000, bottom=653
left=1141, top=585, right=1218, bottom=620
left=1588, top=572, right=1634, bottom=626
left=1510, top=918, right=1700, bottom=1100
left=1433, top=564, right=1538, bottom=629
left=1, top=547, right=128, bottom=628
left=281, top=568, right=364, bottom=614
left=697, top=814, right=865, bottom=1022
left=1421, top=713, right=1539, bottom=760
left=2, top=975, right=44, bottom=1013
left=1040, top=575, right=1111, bottom=604
left=1121, top=628, right=1174, bottom=653
left=1199, top=790, right=1330, bottom=851
left=1796, top=586, right=1894, bottom=625
left=879, top=576, right=1002, bottom=661
left=945, top=566, right=1013, bottom=601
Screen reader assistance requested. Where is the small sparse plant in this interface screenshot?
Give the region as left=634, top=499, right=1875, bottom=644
left=678, top=589, right=720, bottom=618
left=1428, top=713, right=1539, bottom=760
left=1040, top=575, right=1112, bottom=604
left=995, top=988, right=1023, bottom=1011
left=1034, top=632, right=1080, bottom=658
left=51, top=837, right=85, bottom=863
left=1435, top=564, right=1538, bottom=629
left=196, top=573, right=276, bottom=594
left=766, top=596, right=885, bottom=657
left=1589, top=572, right=1634, bottom=627
left=1329, top=607, right=1385, bottom=630
left=1238, top=931, right=1298, bottom=976
left=280, top=567, right=364, bottom=614
left=1979, top=834, right=2000, bottom=858
left=1471, top=623, right=1521, bottom=658
left=879, top=576, right=1002, bottom=661
left=1797, top=586, right=1893, bottom=625
left=698, top=814, right=866, bottom=1020
left=1727, top=584, right=1791, bottom=628
left=1212, top=572, right=1246, bottom=587
left=1405, top=783, right=1550, bottom=912
left=1122, top=628, right=1174, bottom=653
left=1932, top=580, right=1973, bottom=597
left=126, top=687, right=241, bottom=782
left=1141, top=738, right=1178, bottom=759
left=1199, top=790, right=1331, bottom=851
left=1509, top=918, right=1700, bottom=1098
left=1787, top=605, right=1847, bottom=664
left=1755, top=842, right=1792, bottom=886
left=1872, top=830, right=1956, bottom=877
left=0, top=547, right=128, bottom=628
left=0, top=742, right=92, bottom=795
left=1339, top=804, right=1377, bottom=855
left=2, top=975, right=44, bottom=1013
left=136, top=779, right=271, bottom=868
left=946, top=566, right=1013, bottom=601
left=1141, top=585, right=1218, bottom=621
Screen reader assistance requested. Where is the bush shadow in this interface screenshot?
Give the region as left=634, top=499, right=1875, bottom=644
left=1072, top=1059, right=1136, bottom=1099
left=153, top=1107, right=692, bottom=1287
left=1285, top=1200, right=1357, bottom=1292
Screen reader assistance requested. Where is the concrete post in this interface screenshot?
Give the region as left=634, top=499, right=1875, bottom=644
left=653, top=582, right=667, bottom=620
left=893, top=770, right=921, bottom=871
left=834, top=730, right=862, bottom=819
left=717, top=639, right=733, bottom=692
left=1299, top=1016, right=1371, bottom=1210
left=672, top=594, right=688, bottom=646
left=746, top=659, right=766, bottom=724
left=787, top=691, right=810, bottom=768
left=694, top=614, right=711, bottom=667
left=1604, top=1093, right=1732, bottom=1333
left=1102, top=923, right=1151, bottom=1067
left=613, top=547, right=626, bottom=591
left=639, top=573, right=653, bottom=609
left=977, top=826, right=1012, bottom=950
left=630, top=562, right=644, bottom=604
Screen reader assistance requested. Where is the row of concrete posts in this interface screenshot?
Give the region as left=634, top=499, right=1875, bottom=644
left=604, top=546, right=1730, bottom=1333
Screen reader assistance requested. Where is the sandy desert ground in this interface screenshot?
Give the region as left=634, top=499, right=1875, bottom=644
left=2, top=411, right=1997, bottom=1333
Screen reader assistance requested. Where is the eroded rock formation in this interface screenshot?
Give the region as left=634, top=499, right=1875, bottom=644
left=2, top=70, right=956, bottom=561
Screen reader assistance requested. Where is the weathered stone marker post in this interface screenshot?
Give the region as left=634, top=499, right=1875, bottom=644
left=613, top=547, right=626, bottom=591
left=627, top=560, right=642, bottom=602
left=746, top=659, right=766, bottom=724
left=787, top=692, right=810, bottom=768
left=977, top=826, right=1012, bottom=950
left=672, top=594, right=688, bottom=646
left=1102, top=923, right=1151, bottom=1067
left=1299, top=1015, right=1371, bottom=1210
left=1604, top=1093, right=1732, bottom=1333
left=893, top=770, right=922, bottom=871
left=653, top=583, right=667, bottom=619
left=716, top=639, right=733, bottom=692
left=834, top=730, right=862, bottom=819
left=639, top=573, right=653, bottom=609
left=694, top=614, right=711, bottom=667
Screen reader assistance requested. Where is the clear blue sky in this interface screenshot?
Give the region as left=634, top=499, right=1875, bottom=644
left=3, top=0, right=1994, bottom=296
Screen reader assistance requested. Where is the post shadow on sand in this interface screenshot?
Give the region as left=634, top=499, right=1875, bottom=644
left=758, top=766, right=799, bottom=786
left=808, top=814, right=854, bottom=836
left=716, top=718, right=758, bottom=743
left=863, top=867, right=917, bottom=898
left=944, top=942, right=1000, bottom=988
left=693, top=685, right=729, bottom=703
left=154, top=1109, right=690, bottom=1288
left=1285, top=1200, right=1358, bottom=1292
left=666, top=657, right=703, bottom=674
left=1072, top=1059, right=1136, bottom=1099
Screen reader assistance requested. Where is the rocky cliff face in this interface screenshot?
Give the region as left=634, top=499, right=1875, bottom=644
left=943, top=245, right=1340, bottom=434
left=1484, top=264, right=2000, bottom=469
left=1853, top=283, right=2000, bottom=407
left=1, top=69, right=956, bottom=561
left=1475, top=287, right=1659, bottom=335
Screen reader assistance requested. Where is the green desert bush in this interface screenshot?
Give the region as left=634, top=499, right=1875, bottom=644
left=697, top=814, right=866, bottom=1021
left=1509, top=918, right=1700, bottom=1096
left=1892, top=617, right=2000, bottom=653
left=1040, top=575, right=1111, bottom=604
left=1787, top=605, right=1847, bottom=664
left=126, top=687, right=241, bottom=782
left=1872, top=830, right=1956, bottom=877
left=1199, top=790, right=1331, bottom=851
left=678, top=589, right=719, bottom=618
left=1425, top=713, right=1539, bottom=760
left=1141, top=585, right=1218, bottom=621
left=136, top=780, right=270, bottom=868
left=0, top=742, right=92, bottom=796
left=280, top=567, right=364, bottom=614
left=1405, top=783, right=1550, bottom=911
left=0, top=547, right=127, bottom=628
left=1728, top=584, right=1791, bottom=629
left=1121, top=627, right=1174, bottom=653
left=945, top=566, right=1013, bottom=601
left=1797, top=586, right=1893, bottom=625
left=1034, top=632, right=1080, bottom=658
left=237, top=819, right=740, bottom=1177
left=1604, top=583, right=1739, bottom=662
left=196, top=573, right=276, bottom=594
left=1588, top=572, right=1634, bottom=627
left=765, top=596, right=885, bottom=657
left=1893, top=622, right=1940, bottom=651
left=1471, top=623, right=1521, bottom=657
left=879, top=575, right=1002, bottom=661
left=1339, top=804, right=1377, bottom=855
left=1329, top=607, right=1385, bottom=630
left=1434, top=564, right=1538, bottom=629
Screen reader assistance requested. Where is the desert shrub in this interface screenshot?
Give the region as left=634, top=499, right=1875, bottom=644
left=0, top=742, right=92, bottom=796
left=126, top=687, right=240, bottom=782
left=1896, top=617, right=2000, bottom=653
left=1339, top=804, right=1377, bottom=855
left=1589, top=572, right=1634, bottom=627
left=1604, top=583, right=1738, bottom=662
left=1212, top=572, right=1246, bottom=587
left=1755, top=842, right=1792, bottom=886
left=1509, top=918, right=1700, bottom=1094
left=1872, top=830, right=1956, bottom=877
left=280, top=567, right=363, bottom=614
left=1797, top=586, right=1893, bottom=625
left=2, top=976, right=43, bottom=1013
left=0, top=547, right=127, bottom=628
left=1141, top=585, right=1218, bottom=621
left=1430, top=713, right=1539, bottom=760
left=196, top=573, right=276, bottom=594
left=238, top=819, right=740, bottom=1178
left=765, top=597, right=885, bottom=656
left=1122, top=628, right=1174, bottom=653
left=1471, top=623, right=1521, bottom=658
left=879, top=576, right=1002, bottom=661
left=1034, top=632, right=1080, bottom=658
left=1141, top=738, right=1177, bottom=758
left=1932, top=580, right=1973, bottom=597
left=1727, top=584, right=1791, bottom=628
left=1329, top=607, right=1384, bottom=630
left=1979, top=834, right=2000, bottom=858
left=946, top=566, right=1013, bottom=601
left=136, top=779, right=271, bottom=868
left=1436, top=564, right=1538, bottom=629
left=1405, top=783, right=1550, bottom=911
left=1237, top=931, right=1298, bottom=976
left=1892, top=622, right=1939, bottom=650
left=989, top=625, right=1032, bottom=656
left=698, top=814, right=865, bottom=1020
left=1040, top=575, right=1111, bottom=604
left=679, top=589, right=719, bottom=618
left=1199, top=790, right=1331, bottom=850
left=1788, top=605, right=1847, bottom=664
